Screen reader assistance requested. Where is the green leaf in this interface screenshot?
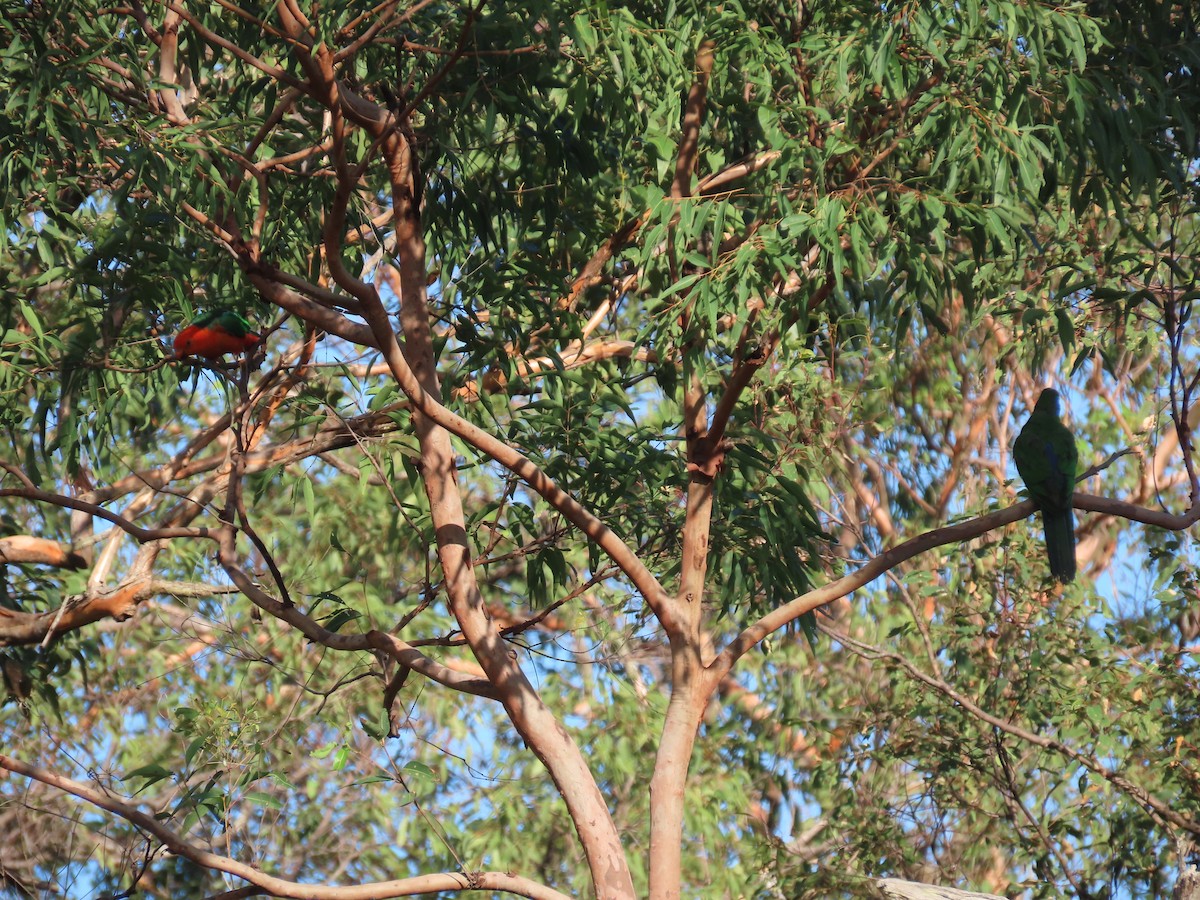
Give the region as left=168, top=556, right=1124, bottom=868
left=243, top=790, right=284, bottom=810
left=123, top=764, right=173, bottom=790
left=403, top=761, right=435, bottom=780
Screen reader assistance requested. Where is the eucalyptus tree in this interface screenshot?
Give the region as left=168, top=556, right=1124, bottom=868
left=2, top=0, right=1199, bottom=898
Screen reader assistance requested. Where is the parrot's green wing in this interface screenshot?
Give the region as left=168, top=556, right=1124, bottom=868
left=1013, top=389, right=1078, bottom=582
left=190, top=308, right=254, bottom=338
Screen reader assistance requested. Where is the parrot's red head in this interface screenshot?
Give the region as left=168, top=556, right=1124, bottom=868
left=173, top=324, right=207, bottom=358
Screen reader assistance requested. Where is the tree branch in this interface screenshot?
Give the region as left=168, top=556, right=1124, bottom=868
left=0, top=473, right=213, bottom=544
left=0, top=578, right=154, bottom=646
left=214, top=533, right=500, bottom=699
left=151, top=0, right=305, bottom=89
left=0, top=536, right=86, bottom=569
left=0, top=754, right=570, bottom=900
left=715, top=490, right=1200, bottom=674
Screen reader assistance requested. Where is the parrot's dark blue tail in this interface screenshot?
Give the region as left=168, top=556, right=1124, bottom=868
left=1043, top=506, right=1076, bottom=583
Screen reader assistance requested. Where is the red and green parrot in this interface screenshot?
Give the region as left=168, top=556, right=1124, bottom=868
left=174, top=309, right=261, bottom=360
left=1013, top=388, right=1078, bottom=583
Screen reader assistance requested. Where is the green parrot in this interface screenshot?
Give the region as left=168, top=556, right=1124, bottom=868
left=1013, top=388, right=1078, bottom=583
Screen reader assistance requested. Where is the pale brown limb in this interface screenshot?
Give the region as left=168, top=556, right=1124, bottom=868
left=152, top=0, right=305, bottom=89
left=0, top=754, right=572, bottom=900
left=0, top=579, right=153, bottom=646
left=0, top=536, right=86, bottom=569
left=155, top=7, right=190, bottom=125
left=697, top=150, right=783, bottom=195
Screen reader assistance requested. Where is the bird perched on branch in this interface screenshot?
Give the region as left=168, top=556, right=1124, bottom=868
left=1013, top=388, right=1078, bottom=583
left=174, top=309, right=261, bottom=360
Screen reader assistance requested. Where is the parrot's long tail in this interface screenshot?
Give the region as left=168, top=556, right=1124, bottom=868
left=1043, top=506, right=1076, bottom=583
